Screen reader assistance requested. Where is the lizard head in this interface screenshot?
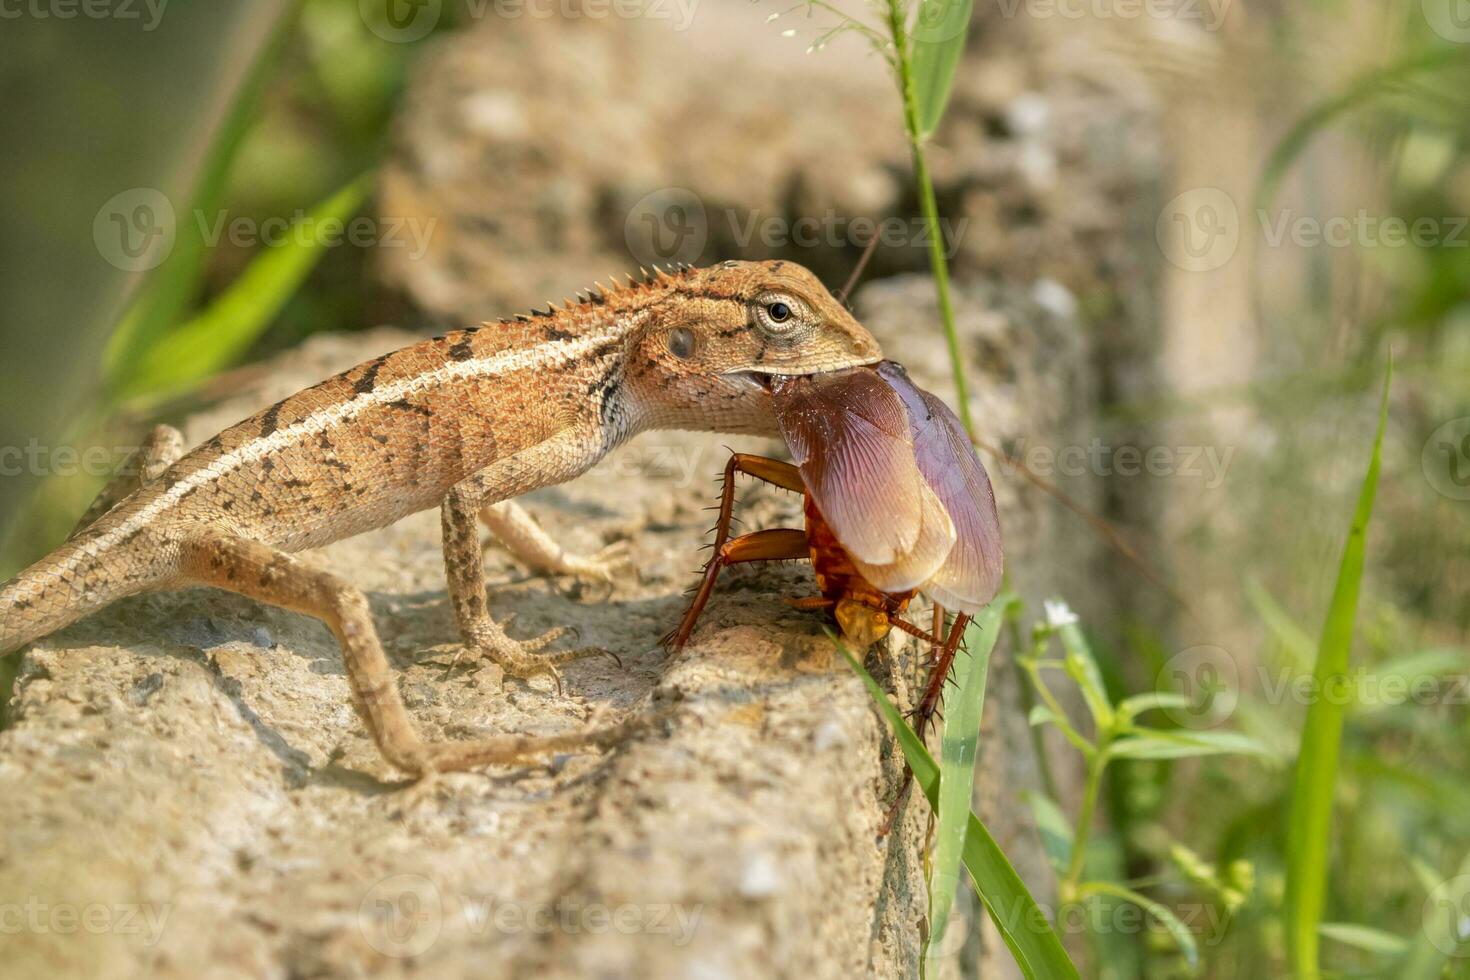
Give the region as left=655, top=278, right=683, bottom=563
left=623, top=259, right=884, bottom=436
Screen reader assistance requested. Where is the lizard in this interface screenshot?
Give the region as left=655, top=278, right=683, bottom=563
left=0, top=259, right=883, bottom=779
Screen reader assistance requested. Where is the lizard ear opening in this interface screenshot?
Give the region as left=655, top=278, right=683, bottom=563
left=666, top=327, right=698, bottom=360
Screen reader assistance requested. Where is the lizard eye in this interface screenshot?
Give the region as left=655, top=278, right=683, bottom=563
left=667, top=327, right=698, bottom=360
left=753, top=292, right=811, bottom=337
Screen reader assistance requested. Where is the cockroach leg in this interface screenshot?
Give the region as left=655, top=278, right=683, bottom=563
left=706, top=453, right=806, bottom=556
left=914, top=612, right=973, bottom=737
left=887, top=617, right=942, bottom=645
left=667, top=528, right=811, bottom=651
left=783, top=596, right=836, bottom=611
left=880, top=611, right=975, bottom=838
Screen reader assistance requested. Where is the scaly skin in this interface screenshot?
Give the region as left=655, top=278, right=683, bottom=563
left=0, top=260, right=883, bottom=777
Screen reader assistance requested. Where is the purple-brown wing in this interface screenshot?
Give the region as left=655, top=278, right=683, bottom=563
left=876, top=361, right=1004, bottom=613
left=772, top=369, right=955, bottom=592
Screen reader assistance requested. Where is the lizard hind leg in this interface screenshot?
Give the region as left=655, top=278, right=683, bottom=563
left=479, top=499, right=631, bottom=586
left=69, top=424, right=187, bottom=538
left=177, top=529, right=635, bottom=777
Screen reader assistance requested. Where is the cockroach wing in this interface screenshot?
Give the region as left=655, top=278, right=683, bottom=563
left=877, top=361, right=1004, bottom=613
left=772, top=369, right=956, bottom=591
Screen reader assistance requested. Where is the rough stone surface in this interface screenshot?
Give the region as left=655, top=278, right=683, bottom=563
left=374, top=1, right=1165, bottom=335
left=1, top=272, right=1095, bottom=978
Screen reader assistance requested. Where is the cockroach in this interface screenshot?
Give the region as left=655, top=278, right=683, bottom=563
left=667, top=360, right=1004, bottom=735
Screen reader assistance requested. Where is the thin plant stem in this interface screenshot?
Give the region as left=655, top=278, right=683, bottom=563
left=1062, top=743, right=1111, bottom=902
left=883, top=0, right=974, bottom=435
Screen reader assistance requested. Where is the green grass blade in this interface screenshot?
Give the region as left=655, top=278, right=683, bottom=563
left=909, top=0, right=973, bottom=138
left=1108, top=729, right=1282, bottom=764
left=927, top=602, right=1004, bottom=971
left=1245, top=577, right=1317, bottom=672
left=839, top=643, right=1079, bottom=980
left=1020, top=790, right=1073, bottom=876
left=1255, top=49, right=1464, bottom=211
left=1082, top=881, right=1200, bottom=971
left=1317, top=923, right=1409, bottom=958
left=1283, top=359, right=1392, bottom=979
left=114, top=173, right=372, bottom=406
left=104, top=0, right=305, bottom=384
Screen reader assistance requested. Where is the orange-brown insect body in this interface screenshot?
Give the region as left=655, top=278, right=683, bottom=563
left=803, top=494, right=917, bottom=647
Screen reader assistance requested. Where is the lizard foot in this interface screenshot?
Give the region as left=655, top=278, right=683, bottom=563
left=549, top=540, right=634, bottom=584
left=411, top=707, right=666, bottom=775
left=442, top=626, right=623, bottom=694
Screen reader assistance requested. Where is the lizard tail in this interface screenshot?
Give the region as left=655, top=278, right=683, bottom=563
left=0, top=528, right=171, bottom=656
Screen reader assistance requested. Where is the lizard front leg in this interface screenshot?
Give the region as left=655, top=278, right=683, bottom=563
left=480, top=499, right=631, bottom=583
left=442, top=477, right=621, bottom=689
left=69, top=424, right=187, bottom=537
left=177, top=528, right=639, bottom=776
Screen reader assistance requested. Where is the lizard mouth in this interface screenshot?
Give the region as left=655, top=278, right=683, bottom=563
left=725, top=371, right=776, bottom=393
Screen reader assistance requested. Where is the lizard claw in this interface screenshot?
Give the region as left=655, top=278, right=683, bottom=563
left=440, top=626, right=621, bottom=693
left=522, top=624, right=579, bottom=652
left=551, top=540, right=634, bottom=589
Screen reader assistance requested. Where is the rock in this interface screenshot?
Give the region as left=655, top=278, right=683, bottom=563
left=0, top=273, right=1098, bottom=976
left=375, top=1, right=1165, bottom=338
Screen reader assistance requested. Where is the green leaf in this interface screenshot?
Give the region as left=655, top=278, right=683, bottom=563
left=1082, top=881, right=1200, bottom=971
left=1245, top=577, right=1317, bottom=672
left=839, top=642, right=1079, bottom=980
left=1057, top=621, right=1114, bottom=732
left=1318, top=922, right=1409, bottom=957
left=1110, top=729, right=1281, bottom=764
left=1021, top=791, right=1073, bottom=876
left=104, top=0, right=306, bottom=384
left=1284, top=359, right=1391, bottom=979
left=1256, top=50, right=1465, bottom=211
left=1027, top=704, right=1062, bottom=727
left=1116, top=691, right=1193, bottom=721
left=928, top=604, right=1003, bottom=970
left=909, top=0, right=973, bottom=138
left=113, top=173, right=373, bottom=405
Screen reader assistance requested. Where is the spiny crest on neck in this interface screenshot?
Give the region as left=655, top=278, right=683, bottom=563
left=494, top=263, right=699, bottom=325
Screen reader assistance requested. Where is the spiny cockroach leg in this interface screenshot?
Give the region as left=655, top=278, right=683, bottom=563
left=670, top=453, right=828, bottom=653
left=879, top=611, right=974, bottom=838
